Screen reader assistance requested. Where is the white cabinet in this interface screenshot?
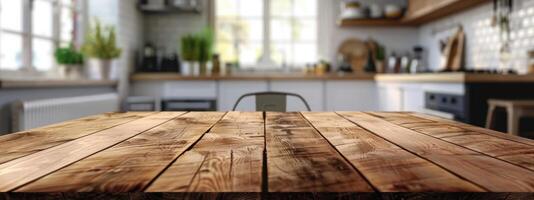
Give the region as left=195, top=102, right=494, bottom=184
left=132, top=81, right=217, bottom=99
left=270, top=81, right=325, bottom=111
left=402, top=85, right=425, bottom=112
left=377, top=84, right=403, bottom=111
left=326, top=81, right=378, bottom=111
left=218, top=81, right=269, bottom=111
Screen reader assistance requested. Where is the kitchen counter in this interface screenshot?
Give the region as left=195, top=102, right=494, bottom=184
left=0, top=78, right=117, bottom=89
left=131, top=73, right=376, bottom=81
left=375, top=73, right=534, bottom=83
left=132, top=72, right=534, bottom=83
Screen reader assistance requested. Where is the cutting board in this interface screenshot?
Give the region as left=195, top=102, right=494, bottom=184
left=441, top=26, right=465, bottom=71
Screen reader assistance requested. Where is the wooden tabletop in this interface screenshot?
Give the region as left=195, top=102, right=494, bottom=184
left=1, top=112, right=534, bottom=193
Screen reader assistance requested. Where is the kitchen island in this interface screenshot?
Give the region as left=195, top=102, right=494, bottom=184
left=1, top=111, right=534, bottom=194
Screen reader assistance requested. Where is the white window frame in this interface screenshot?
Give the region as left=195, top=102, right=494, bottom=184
left=0, top=0, right=85, bottom=75
left=213, top=0, right=319, bottom=69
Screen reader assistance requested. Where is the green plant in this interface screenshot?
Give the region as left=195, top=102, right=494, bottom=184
left=82, top=20, right=122, bottom=59
left=55, top=44, right=84, bottom=65
left=180, top=27, right=214, bottom=63
left=181, top=34, right=197, bottom=62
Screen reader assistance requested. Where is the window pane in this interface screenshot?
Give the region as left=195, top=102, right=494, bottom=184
left=0, top=33, right=23, bottom=70
left=0, top=0, right=23, bottom=32
left=293, top=0, right=316, bottom=17
left=33, top=0, right=54, bottom=37
left=60, top=0, right=76, bottom=7
left=238, top=0, right=262, bottom=17
left=271, top=0, right=292, bottom=17
left=33, top=39, right=54, bottom=71
left=238, top=43, right=262, bottom=67
left=61, top=8, right=75, bottom=42
left=271, top=19, right=291, bottom=41
left=216, top=41, right=237, bottom=63
left=271, top=43, right=293, bottom=66
left=216, top=0, right=238, bottom=17
left=294, top=19, right=316, bottom=41
left=217, top=19, right=263, bottom=42
left=294, top=43, right=316, bottom=64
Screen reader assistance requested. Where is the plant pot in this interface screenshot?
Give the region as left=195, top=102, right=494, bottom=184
left=191, top=61, right=200, bottom=76
left=58, top=64, right=82, bottom=79
left=181, top=61, right=191, bottom=76
left=87, top=59, right=113, bottom=80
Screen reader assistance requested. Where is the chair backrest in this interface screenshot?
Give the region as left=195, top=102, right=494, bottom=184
left=232, top=92, right=312, bottom=112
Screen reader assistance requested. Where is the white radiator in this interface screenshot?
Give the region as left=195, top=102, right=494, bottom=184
left=11, top=93, right=120, bottom=132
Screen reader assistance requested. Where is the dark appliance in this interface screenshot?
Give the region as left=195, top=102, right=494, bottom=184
left=162, top=99, right=217, bottom=111
left=425, top=81, right=534, bottom=128
left=425, top=92, right=466, bottom=122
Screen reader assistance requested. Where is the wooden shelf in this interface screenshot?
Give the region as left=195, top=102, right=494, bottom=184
left=339, top=0, right=490, bottom=27
left=339, top=18, right=411, bottom=27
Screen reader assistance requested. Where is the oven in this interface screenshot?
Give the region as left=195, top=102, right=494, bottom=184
left=425, top=92, right=467, bottom=122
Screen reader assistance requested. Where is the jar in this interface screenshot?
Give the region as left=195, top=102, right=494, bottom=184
left=529, top=50, right=534, bottom=74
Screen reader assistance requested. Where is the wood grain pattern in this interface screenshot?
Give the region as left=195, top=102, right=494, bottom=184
left=16, top=112, right=225, bottom=192
left=339, top=112, right=534, bottom=192
left=265, top=112, right=373, bottom=192
left=147, top=112, right=264, bottom=192
left=1, top=112, right=534, bottom=193
left=0, top=112, right=184, bottom=192
left=410, top=112, right=534, bottom=146
left=370, top=112, right=534, bottom=171
left=0, top=112, right=152, bottom=164
left=301, top=112, right=483, bottom=192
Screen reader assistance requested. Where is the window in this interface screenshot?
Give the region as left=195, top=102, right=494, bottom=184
left=0, top=0, right=83, bottom=72
left=215, top=0, right=318, bottom=68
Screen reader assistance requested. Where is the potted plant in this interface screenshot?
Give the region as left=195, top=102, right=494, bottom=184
left=196, top=28, right=214, bottom=75
left=82, top=20, right=122, bottom=80
left=180, top=34, right=198, bottom=76
left=180, top=27, right=214, bottom=76
left=55, top=44, right=84, bottom=78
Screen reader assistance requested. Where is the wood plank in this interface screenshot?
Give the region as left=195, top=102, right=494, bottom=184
left=0, top=112, right=153, bottom=164
left=410, top=112, right=534, bottom=146
left=370, top=112, right=534, bottom=171
left=0, top=112, right=184, bottom=192
left=265, top=112, right=373, bottom=192
left=147, top=112, right=264, bottom=192
left=301, top=112, right=483, bottom=192
left=339, top=112, right=534, bottom=192
left=16, top=112, right=225, bottom=192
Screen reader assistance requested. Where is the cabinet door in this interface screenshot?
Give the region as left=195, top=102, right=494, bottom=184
left=270, top=81, right=324, bottom=112
left=218, top=81, right=269, bottom=111
left=325, top=81, right=378, bottom=111
left=402, top=86, right=425, bottom=112
left=377, top=85, right=403, bottom=111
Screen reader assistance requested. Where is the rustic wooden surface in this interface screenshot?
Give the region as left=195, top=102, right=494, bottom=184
left=1, top=112, right=534, bottom=193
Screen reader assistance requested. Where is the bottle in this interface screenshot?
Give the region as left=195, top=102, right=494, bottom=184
left=212, top=54, right=221, bottom=75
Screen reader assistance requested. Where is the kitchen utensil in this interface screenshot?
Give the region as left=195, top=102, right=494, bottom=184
left=338, top=38, right=369, bottom=73
left=369, top=4, right=383, bottom=18
left=440, top=26, right=465, bottom=72
left=384, top=4, right=403, bottom=18
left=341, top=2, right=366, bottom=19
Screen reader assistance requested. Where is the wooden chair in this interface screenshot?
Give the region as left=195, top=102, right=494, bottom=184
left=232, top=92, right=312, bottom=112
left=486, top=99, right=534, bottom=135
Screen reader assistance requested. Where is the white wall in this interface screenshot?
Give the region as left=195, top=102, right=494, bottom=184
left=143, top=0, right=210, bottom=53
left=418, top=0, right=534, bottom=73
left=88, top=0, right=144, bottom=109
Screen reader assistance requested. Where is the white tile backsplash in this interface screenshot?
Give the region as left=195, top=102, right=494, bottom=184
left=419, top=0, right=534, bottom=73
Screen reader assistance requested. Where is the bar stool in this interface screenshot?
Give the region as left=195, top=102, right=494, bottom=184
left=486, top=99, right=534, bottom=136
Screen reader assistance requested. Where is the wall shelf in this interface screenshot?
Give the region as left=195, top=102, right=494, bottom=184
left=338, top=18, right=412, bottom=27
left=339, top=0, right=490, bottom=27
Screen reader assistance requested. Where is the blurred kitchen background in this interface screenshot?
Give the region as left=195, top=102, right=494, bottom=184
left=2, top=0, right=534, bottom=139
